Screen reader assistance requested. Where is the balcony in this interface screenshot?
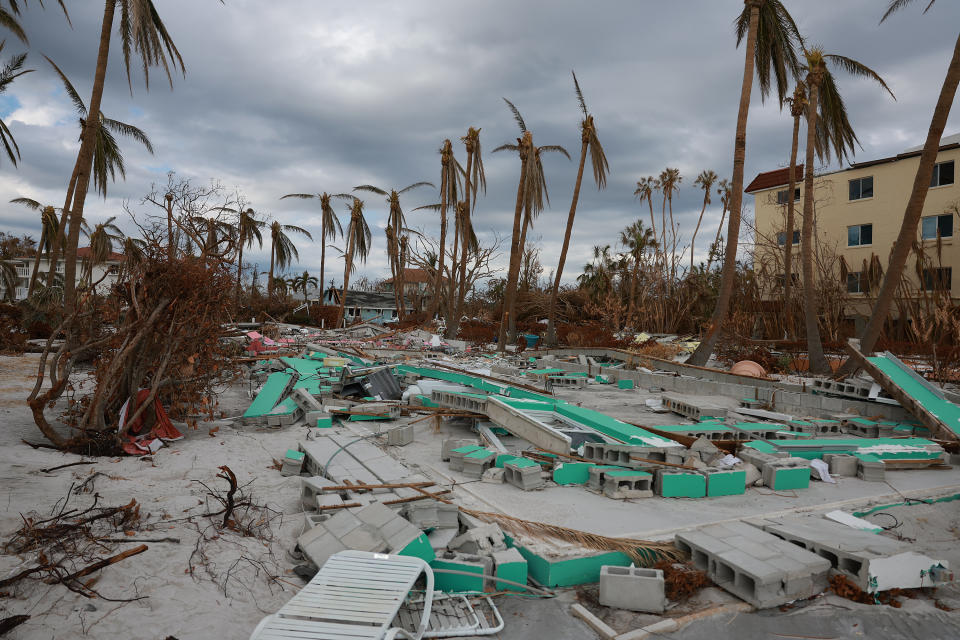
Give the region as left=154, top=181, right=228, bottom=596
left=15, top=266, right=28, bottom=278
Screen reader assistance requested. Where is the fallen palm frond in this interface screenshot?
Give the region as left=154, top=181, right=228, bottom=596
left=459, top=508, right=683, bottom=566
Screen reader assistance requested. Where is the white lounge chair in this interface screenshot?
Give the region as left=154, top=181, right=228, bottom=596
left=250, top=550, right=434, bottom=640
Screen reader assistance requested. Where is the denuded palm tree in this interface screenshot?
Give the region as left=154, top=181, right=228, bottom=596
left=268, top=220, right=312, bottom=297
left=690, top=170, right=718, bottom=274
left=335, top=197, right=373, bottom=328
left=450, top=127, right=487, bottom=338
left=852, top=0, right=959, bottom=364
left=688, top=0, right=802, bottom=366
left=280, top=191, right=342, bottom=306
left=10, top=198, right=58, bottom=296
left=797, top=46, right=894, bottom=374
left=354, top=181, right=433, bottom=319
left=61, top=0, right=191, bottom=313
left=494, top=99, right=570, bottom=349
left=546, top=72, right=609, bottom=346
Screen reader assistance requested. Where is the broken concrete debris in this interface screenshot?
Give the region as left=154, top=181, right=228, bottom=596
left=240, top=332, right=960, bottom=637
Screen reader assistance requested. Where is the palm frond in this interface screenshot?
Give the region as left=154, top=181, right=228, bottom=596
left=0, top=8, right=28, bottom=44
left=824, top=54, right=896, bottom=100
left=280, top=193, right=315, bottom=200
left=881, top=0, right=936, bottom=22
left=10, top=196, right=41, bottom=210
left=413, top=203, right=442, bottom=212
left=354, top=184, right=387, bottom=196
left=538, top=144, right=571, bottom=160
left=102, top=117, right=154, bottom=153
left=571, top=70, right=588, bottom=117
left=492, top=143, right=519, bottom=154
left=502, top=97, right=527, bottom=133
left=399, top=181, right=435, bottom=194
left=43, top=54, right=86, bottom=115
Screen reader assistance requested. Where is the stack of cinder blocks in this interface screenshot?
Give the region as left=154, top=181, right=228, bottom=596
left=856, top=454, right=886, bottom=482
left=582, top=442, right=667, bottom=467
left=503, top=458, right=544, bottom=490
left=462, top=449, right=497, bottom=478
left=675, top=521, right=831, bottom=608
left=824, top=453, right=858, bottom=477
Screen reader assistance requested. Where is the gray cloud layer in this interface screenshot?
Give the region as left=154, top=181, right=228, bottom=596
left=2, top=0, right=958, bottom=285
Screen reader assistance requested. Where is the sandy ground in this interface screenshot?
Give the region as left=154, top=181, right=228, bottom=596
left=0, top=354, right=311, bottom=639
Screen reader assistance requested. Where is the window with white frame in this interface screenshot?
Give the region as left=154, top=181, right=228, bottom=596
left=931, top=160, right=955, bottom=187
left=849, top=176, right=874, bottom=200
left=776, top=187, right=800, bottom=205
left=921, top=214, right=954, bottom=240
left=847, top=272, right=869, bottom=294
left=848, top=223, right=873, bottom=247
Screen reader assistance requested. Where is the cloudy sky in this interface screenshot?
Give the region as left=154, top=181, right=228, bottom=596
left=1, top=0, right=958, bottom=287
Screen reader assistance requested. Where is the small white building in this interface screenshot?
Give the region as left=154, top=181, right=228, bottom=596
left=1, top=247, right=123, bottom=301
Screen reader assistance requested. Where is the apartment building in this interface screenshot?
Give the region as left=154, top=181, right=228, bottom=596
left=1, top=247, right=123, bottom=301
left=747, top=134, right=960, bottom=319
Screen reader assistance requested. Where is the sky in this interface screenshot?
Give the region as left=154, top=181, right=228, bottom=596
left=1, top=0, right=958, bottom=288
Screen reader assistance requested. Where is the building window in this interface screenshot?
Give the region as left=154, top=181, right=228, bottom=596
left=922, top=267, right=952, bottom=291
left=776, top=187, right=800, bottom=205
left=931, top=160, right=955, bottom=188
left=776, top=230, right=801, bottom=246
left=849, top=176, right=874, bottom=201
left=848, top=224, right=873, bottom=247
left=921, top=214, right=954, bottom=240
left=847, top=272, right=869, bottom=294
left=775, top=273, right=800, bottom=288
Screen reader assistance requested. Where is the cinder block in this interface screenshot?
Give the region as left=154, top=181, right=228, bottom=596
left=656, top=469, right=707, bottom=498
left=582, top=442, right=666, bottom=468
left=297, top=525, right=347, bottom=568
left=386, top=424, right=415, bottom=446
left=281, top=449, right=305, bottom=477
left=448, top=445, right=484, bottom=471
left=503, top=458, right=544, bottom=490
left=856, top=455, right=886, bottom=482
left=602, top=470, right=653, bottom=499
left=599, top=565, right=666, bottom=613
left=437, top=503, right=460, bottom=529
left=300, top=476, right=338, bottom=510
left=824, top=454, right=858, bottom=477
left=761, top=458, right=810, bottom=491
left=702, top=468, right=746, bottom=497
left=431, top=552, right=492, bottom=592
left=588, top=465, right=630, bottom=490
left=449, top=523, right=506, bottom=555
left=462, top=449, right=497, bottom=479
left=618, top=379, right=635, bottom=390
left=403, top=501, right=439, bottom=529
left=291, top=387, right=324, bottom=411
left=492, top=547, right=528, bottom=591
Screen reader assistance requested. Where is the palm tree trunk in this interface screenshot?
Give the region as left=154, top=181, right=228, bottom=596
left=800, top=76, right=830, bottom=375
left=510, top=207, right=533, bottom=343
left=783, top=112, right=802, bottom=339
left=45, top=118, right=82, bottom=288
left=446, top=204, right=461, bottom=331
left=428, top=172, right=447, bottom=323
left=627, top=256, right=641, bottom=328
left=707, top=205, right=727, bottom=273
left=319, top=217, right=326, bottom=308
left=851, top=32, right=960, bottom=361
left=449, top=150, right=476, bottom=339
left=27, top=226, right=47, bottom=297
left=498, top=150, right=529, bottom=352
left=236, top=240, right=244, bottom=306
left=166, top=196, right=174, bottom=261
left=62, top=0, right=115, bottom=313
left=690, top=198, right=708, bottom=275
left=546, top=138, right=588, bottom=346
left=687, top=1, right=759, bottom=366
left=268, top=237, right=275, bottom=298
left=336, top=225, right=356, bottom=329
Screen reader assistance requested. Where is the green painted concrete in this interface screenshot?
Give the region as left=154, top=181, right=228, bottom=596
left=527, top=368, right=566, bottom=375
left=349, top=414, right=392, bottom=421
left=853, top=493, right=960, bottom=517
left=552, top=462, right=595, bottom=485
left=242, top=371, right=293, bottom=418
left=868, top=354, right=960, bottom=436
left=744, top=438, right=942, bottom=461
left=604, top=469, right=652, bottom=480
left=554, top=404, right=676, bottom=448
left=653, top=422, right=731, bottom=433
left=430, top=557, right=486, bottom=592
left=705, top=470, right=746, bottom=497
left=452, top=445, right=485, bottom=455
left=513, top=544, right=634, bottom=587
left=506, top=457, right=541, bottom=469
left=769, top=467, right=810, bottom=491
left=272, top=397, right=299, bottom=415
left=495, top=558, right=528, bottom=591
left=659, top=472, right=706, bottom=498
left=618, top=379, right=635, bottom=390
left=416, top=395, right=440, bottom=408
left=464, top=449, right=495, bottom=462
left=315, top=417, right=333, bottom=428
left=285, top=449, right=304, bottom=461
left=397, top=533, right=436, bottom=563
left=495, top=454, right=524, bottom=468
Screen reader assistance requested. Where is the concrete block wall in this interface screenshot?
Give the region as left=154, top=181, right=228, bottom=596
left=675, top=521, right=831, bottom=608
left=582, top=442, right=667, bottom=468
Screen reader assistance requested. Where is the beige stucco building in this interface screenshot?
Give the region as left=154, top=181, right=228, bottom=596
left=747, top=134, right=960, bottom=321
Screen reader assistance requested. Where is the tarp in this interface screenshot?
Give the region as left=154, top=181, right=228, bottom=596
left=119, top=389, right=183, bottom=455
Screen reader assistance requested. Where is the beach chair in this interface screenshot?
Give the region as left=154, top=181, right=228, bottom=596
left=249, top=550, right=434, bottom=640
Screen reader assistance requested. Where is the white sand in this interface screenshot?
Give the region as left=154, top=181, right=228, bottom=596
left=0, top=354, right=312, bottom=639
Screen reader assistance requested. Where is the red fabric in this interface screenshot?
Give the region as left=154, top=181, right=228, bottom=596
left=122, top=390, right=183, bottom=455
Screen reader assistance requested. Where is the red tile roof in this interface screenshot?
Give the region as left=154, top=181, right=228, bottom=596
left=383, top=268, right=430, bottom=284
left=744, top=165, right=804, bottom=193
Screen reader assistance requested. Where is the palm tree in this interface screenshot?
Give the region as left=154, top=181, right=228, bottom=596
left=546, top=72, right=609, bottom=346
left=781, top=81, right=807, bottom=339
left=577, top=245, right=616, bottom=302
left=420, top=140, right=459, bottom=324
left=852, top=0, right=959, bottom=362
left=354, top=181, right=433, bottom=320
left=335, top=197, right=372, bottom=328
left=290, top=270, right=318, bottom=304
left=659, top=167, right=682, bottom=285
left=494, top=99, right=570, bottom=350
left=43, top=52, right=154, bottom=292
left=688, top=0, right=802, bottom=367
left=215, top=206, right=266, bottom=302
left=0, top=41, right=32, bottom=166
left=797, top=47, right=894, bottom=374
left=620, top=219, right=656, bottom=328
left=10, top=198, right=59, bottom=296
left=280, top=192, right=342, bottom=307
left=451, top=127, right=486, bottom=338
left=268, top=220, right=312, bottom=297
left=690, top=170, right=718, bottom=274
left=82, top=216, right=123, bottom=283
left=61, top=0, right=188, bottom=313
